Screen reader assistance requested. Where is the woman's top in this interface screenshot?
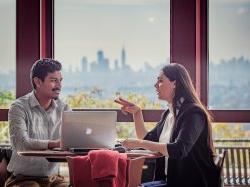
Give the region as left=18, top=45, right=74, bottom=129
left=158, top=104, right=174, bottom=176
left=143, top=101, right=220, bottom=187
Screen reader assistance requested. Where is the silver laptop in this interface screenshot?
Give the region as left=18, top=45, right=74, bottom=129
left=61, top=111, right=117, bottom=150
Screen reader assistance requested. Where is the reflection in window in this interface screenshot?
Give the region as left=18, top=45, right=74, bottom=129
left=54, top=0, right=170, bottom=109
left=209, top=0, right=250, bottom=109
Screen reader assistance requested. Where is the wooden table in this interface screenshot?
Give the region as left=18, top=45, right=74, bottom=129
left=18, top=149, right=161, bottom=162
left=18, top=150, right=162, bottom=187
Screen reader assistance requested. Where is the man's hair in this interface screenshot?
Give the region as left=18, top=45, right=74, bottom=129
left=30, top=58, right=62, bottom=89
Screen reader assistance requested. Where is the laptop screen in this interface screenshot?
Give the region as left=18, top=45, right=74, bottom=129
left=61, top=111, right=117, bottom=150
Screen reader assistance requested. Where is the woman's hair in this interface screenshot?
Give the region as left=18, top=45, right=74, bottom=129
left=162, top=63, right=214, bottom=153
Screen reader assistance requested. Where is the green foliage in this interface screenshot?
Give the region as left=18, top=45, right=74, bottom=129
left=212, top=123, right=250, bottom=147
left=66, top=91, right=162, bottom=138
left=66, top=91, right=162, bottom=109
left=0, top=90, right=15, bottom=108
left=0, top=89, right=249, bottom=143
left=0, top=122, right=10, bottom=144
left=213, top=123, right=248, bottom=139
left=0, top=90, right=14, bottom=143
left=66, top=91, right=119, bottom=109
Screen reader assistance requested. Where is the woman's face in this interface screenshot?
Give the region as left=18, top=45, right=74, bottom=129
left=154, top=71, right=176, bottom=103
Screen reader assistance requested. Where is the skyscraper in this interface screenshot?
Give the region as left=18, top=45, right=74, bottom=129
left=81, top=57, right=88, bottom=72
left=121, top=46, right=126, bottom=68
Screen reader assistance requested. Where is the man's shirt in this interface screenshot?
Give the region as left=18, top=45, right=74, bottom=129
left=7, top=91, right=70, bottom=176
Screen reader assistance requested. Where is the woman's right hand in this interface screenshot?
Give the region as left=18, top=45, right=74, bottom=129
left=114, top=97, right=141, bottom=115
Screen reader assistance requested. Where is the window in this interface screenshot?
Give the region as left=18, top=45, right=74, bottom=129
left=0, top=0, right=15, bottom=144
left=209, top=0, right=250, bottom=110
left=213, top=123, right=250, bottom=141
left=0, top=0, right=16, bottom=109
left=54, top=0, right=170, bottom=109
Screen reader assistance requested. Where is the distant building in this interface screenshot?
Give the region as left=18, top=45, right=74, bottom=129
left=114, top=59, right=119, bottom=71
left=121, top=46, right=126, bottom=68
left=81, top=57, right=88, bottom=72
left=96, top=50, right=109, bottom=72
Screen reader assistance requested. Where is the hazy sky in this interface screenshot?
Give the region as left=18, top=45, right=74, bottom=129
left=0, top=0, right=250, bottom=72
left=54, top=0, right=170, bottom=71
left=209, top=0, right=250, bottom=63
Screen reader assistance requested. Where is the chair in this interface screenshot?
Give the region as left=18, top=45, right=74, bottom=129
left=213, top=150, right=227, bottom=187
left=0, top=147, right=12, bottom=187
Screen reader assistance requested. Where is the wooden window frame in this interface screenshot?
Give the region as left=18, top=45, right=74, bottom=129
left=0, top=0, right=249, bottom=123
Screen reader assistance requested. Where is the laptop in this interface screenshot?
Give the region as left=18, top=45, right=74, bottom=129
left=60, top=111, right=117, bottom=151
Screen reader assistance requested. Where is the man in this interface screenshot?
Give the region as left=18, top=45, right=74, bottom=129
left=5, top=58, right=70, bottom=187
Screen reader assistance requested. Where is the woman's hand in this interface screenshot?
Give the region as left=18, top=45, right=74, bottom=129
left=114, top=97, right=141, bottom=115
left=122, top=138, right=168, bottom=156
left=121, top=138, right=142, bottom=149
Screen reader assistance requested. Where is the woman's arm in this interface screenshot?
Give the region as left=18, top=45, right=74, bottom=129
left=115, top=97, right=148, bottom=139
left=122, top=138, right=168, bottom=156
left=132, top=109, right=148, bottom=139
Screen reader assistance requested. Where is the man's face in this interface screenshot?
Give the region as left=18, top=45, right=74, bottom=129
left=34, top=71, right=63, bottom=100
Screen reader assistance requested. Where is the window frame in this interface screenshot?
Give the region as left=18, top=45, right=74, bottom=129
left=0, top=0, right=249, bottom=123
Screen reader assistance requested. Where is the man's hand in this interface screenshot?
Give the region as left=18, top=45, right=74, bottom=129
left=48, top=139, right=60, bottom=149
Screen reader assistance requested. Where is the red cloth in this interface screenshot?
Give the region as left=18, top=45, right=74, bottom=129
left=69, top=155, right=98, bottom=187
left=68, top=150, right=130, bottom=187
left=89, top=150, right=130, bottom=187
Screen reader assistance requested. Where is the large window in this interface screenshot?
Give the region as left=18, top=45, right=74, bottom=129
left=0, top=0, right=16, bottom=109
left=209, top=0, right=250, bottom=110
left=54, top=0, right=170, bottom=109
left=0, top=0, right=15, bottom=144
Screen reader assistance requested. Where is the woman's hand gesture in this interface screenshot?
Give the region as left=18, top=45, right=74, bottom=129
left=114, top=97, right=141, bottom=115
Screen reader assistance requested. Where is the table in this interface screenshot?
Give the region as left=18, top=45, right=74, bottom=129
left=18, top=150, right=161, bottom=162
left=18, top=150, right=162, bottom=187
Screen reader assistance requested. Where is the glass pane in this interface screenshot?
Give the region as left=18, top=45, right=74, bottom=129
left=0, top=122, right=10, bottom=144
left=213, top=123, right=250, bottom=142
left=209, top=0, right=250, bottom=109
left=0, top=0, right=16, bottom=109
left=117, top=122, right=156, bottom=139
left=54, top=0, right=170, bottom=109
left=0, top=0, right=15, bottom=144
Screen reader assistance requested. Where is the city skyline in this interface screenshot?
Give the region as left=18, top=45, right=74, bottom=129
left=66, top=46, right=163, bottom=72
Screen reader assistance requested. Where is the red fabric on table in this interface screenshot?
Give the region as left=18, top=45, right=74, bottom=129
left=68, top=150, right=130, bottom=187
left=89, top=149, right=130, bottom=187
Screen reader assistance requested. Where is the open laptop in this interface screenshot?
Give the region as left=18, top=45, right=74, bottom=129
left=60, top=111, right=117, bottom=151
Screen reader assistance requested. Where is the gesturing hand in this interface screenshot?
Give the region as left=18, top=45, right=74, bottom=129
left=114, top=97, right=141, bottom=115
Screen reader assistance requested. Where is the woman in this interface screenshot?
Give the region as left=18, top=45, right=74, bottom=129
left=115, top=63, right=220, bottom=187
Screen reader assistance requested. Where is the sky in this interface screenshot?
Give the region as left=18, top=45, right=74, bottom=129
left=0, top=0, right=250, bottom=72
left=54, top=0, right=170, bottom=71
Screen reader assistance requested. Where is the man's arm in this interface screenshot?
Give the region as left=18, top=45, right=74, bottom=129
left=8, top=104, right=49, bottom=150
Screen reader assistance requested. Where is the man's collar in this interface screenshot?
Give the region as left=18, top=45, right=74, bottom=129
left=29, top=91, right=58, bottom=110
left=29, top=91, right=40, bottom=108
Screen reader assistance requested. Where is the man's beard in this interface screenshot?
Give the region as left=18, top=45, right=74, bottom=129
left=53, top=96, right=59, bottom=100
left=52, top=88, right=61, bottom=100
